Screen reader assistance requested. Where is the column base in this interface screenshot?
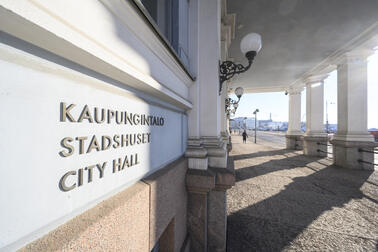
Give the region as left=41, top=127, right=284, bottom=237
left=303, top=135, right=328, bottom=157
left=221, top=131, right=232, bottom=152
left=332, top=132, right=374, bottom=142
left=185, top=138, right=208, bottom=170
left=185, top=147, right=208, bottom=170
left=202, top=136, right=228, bottom=168
left=330, top=139, right=377, bottom=170
left=285, top=134, right=303, bottom=150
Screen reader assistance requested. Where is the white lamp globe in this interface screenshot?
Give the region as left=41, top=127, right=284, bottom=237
left=234, top=103, right=239, bottom=108
left=234, top=87, right=244, bottom=98
left=240, top=33, right=262, bottom=54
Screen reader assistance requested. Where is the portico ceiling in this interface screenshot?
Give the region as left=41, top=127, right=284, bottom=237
left=227, top=0, right=378, bottom=92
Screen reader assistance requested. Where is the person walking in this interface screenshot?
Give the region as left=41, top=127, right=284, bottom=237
left=242, top=130, right=248, bottom=143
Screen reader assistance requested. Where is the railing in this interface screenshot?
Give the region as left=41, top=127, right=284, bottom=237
left=358, top=148, right=378, bottom=154
left=294, top=138, right=300, bottom=149
left=357, top=148, right=378, bottom=167
left=316, top=142, right=333, bottom=156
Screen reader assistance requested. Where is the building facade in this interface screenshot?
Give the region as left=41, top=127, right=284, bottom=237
left=0, top=0, right=235, bottom=251
left=1, top=1, right=377, bottom=251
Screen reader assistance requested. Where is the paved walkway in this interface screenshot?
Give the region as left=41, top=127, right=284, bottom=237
left=227, top=134, right=378, bottom=251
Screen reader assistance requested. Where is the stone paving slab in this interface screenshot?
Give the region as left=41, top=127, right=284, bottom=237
left=227, top=214, right=377, bottom=252
left=227, top=135, right=378, bottom=251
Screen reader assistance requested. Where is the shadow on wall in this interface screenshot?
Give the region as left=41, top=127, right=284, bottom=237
left=227, top=149, right=376, bottom=251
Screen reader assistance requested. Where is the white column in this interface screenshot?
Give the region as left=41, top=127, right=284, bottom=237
left=302, top=74, right=328, bottom=156
left=187, top=83, right=200, bottom=139
left=220, top=82, right=228, bottom=139
left=185, top=0, right=208, bottom=170
left=186, top=0, right=226, bottom=169
left=197, top=0, right=227, bottom=168
left=330, top=49, right=376, bottom=170
left=333, top=50, right=374, bottom=142
left=304, top=75, right=328, bottom=137
left=220, top=23, right=232, bottom=146
left=198, top=0, right=221, bottom=138
left=285, top=87, right=303, bottom=150
left=287, top=87, right=303, bottom=135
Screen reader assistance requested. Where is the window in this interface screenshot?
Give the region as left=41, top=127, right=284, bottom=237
left=135, top=0, right=190, bottom=68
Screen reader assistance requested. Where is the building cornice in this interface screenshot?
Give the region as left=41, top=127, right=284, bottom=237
left=0, top=1, right=193, bottom=110
left=241, top=85, right=287, bottom=94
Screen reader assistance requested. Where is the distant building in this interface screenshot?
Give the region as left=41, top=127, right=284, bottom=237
left=258, top=119, right=272, bottom=129
left=230, top=117, right=244, bottom=129
left=246, top=118, right=257, bottom=129
left=369, top=130, right=378, bottom=141
left=230, top=117, right=257, bottom=130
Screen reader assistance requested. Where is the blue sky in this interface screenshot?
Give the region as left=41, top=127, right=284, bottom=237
left=231, top=50, right=378, bottom=128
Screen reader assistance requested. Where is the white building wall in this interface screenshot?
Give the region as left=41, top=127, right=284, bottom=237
left=0, top=0, right=193, bottom=109
left=0, top=0, right=193, bottom=250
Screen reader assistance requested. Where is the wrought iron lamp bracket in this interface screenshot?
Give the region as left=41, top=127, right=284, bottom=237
left=225, top=97, right=240, bottom=112
left=219, top=51, right=256, bottom=94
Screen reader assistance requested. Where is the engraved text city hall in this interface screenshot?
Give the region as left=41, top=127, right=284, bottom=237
left=58, top=102, right=165, bottom=192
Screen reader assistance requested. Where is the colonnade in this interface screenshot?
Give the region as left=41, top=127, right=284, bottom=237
left=286, top=49, right=377, bottom=170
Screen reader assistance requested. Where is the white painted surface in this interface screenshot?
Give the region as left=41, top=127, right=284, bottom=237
left=186, top=0, right=200, bottom=139
left=287, top=87, right=302, bottom=135
left=198, top=0, right=221, bottom=137
left=0, top=41, right=187, bottom=249
left=304, top=76, right=328, bottom=137
left=220, top=82, right=228, bottom=134
left=0, top=0, right=193, bottom=110
left=334, top=50, right=375, bottom=142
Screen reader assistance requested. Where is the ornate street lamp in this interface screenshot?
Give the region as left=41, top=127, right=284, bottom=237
left=225, top=87, right=244, bottom=117
left=219, top=33, right=262, bottom=94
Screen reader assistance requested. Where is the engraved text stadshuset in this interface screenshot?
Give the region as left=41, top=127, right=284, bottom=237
left=58, top=102, right=165, bottom=192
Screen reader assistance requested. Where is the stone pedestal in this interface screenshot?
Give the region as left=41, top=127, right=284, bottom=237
left=186, top=169, right=215, bottom=252
left=202, top=136, right=228, bottom=169
left=303, top=135, right=328, bottom=157
left=331, top=140, right=377, bottom=170
left=208, top=190, right=226, bottom=252
left=185, top=138, right=208, bottom=170
left=285, top=134, right=303, bottom=150
left=207, top=158, right=235, bottom=252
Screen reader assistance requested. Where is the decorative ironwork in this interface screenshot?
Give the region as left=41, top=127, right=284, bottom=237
left=219, top=51, right=256, bottom=94
left=225, top=97, right=240, bottom=118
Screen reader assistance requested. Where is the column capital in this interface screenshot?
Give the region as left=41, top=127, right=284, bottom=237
left=304, top=74, right=329, bottom=85
left=287, top=86, right=303, bottom=95
left=336, top=48, right=375, bottom=65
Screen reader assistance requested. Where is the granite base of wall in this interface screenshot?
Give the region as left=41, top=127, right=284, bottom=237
left=19, top=157, right=188, bottom=252
left=143, top=157, right=188, bottom=252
